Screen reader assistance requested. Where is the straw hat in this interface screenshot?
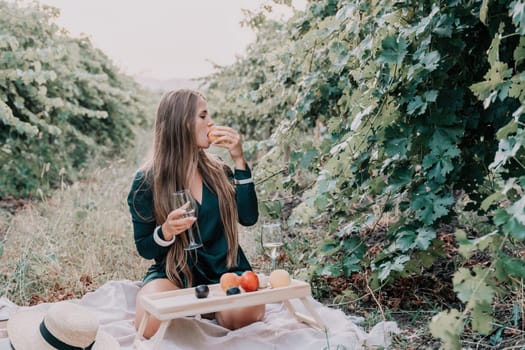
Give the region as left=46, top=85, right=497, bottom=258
left=7, top=301, right=119, bottom=349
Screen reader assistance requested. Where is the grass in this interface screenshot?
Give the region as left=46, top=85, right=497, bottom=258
left=0, top=128, right=151, bottom=305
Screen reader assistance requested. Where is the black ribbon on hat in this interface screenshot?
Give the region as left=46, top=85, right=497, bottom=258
left=39, top=320, right=95, bottom=350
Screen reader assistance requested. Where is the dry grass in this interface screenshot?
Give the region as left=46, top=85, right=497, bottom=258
left=0, top=129, right=152, bottom=305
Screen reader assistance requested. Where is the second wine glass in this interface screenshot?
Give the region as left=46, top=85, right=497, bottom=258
left=172, top=190, right=202, bottom=250
left=261, top=221, right=283, bottom=271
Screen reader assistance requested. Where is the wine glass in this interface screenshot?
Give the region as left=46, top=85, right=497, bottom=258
left=261, top=221, right=283, bottom=271
left=172, top=190, right=202, bottom=250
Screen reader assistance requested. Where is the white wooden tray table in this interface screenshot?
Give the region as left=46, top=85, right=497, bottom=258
left=133, top=278, right=325, bottom=350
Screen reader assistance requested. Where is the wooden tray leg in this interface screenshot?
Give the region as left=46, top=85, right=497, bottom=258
left=299, top=298, right=326, bottom=331
left=283, top=300, right=300, bottom=321
left=151, top=320, right=170, bottom=350
left=283, top=300, right=323, bottom=330
left=133, top=313, right=150, bottom=348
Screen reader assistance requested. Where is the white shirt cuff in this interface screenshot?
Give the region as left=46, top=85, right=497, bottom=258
left=234, top=177, right=254, bottom=185
left=153, top=226, right=176, bottom=247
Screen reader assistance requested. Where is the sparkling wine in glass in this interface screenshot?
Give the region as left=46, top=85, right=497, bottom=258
left=172, top=190, right=202, bottom=250
left=261, top=222, right=283, bottom=271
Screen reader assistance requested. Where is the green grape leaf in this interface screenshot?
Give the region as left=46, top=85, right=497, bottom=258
left=490, top=136, right=522, bottom=170
left=407, top=96, right=425, bottom=115
left=393, top=230, right=416, bottom=252
left=497, top=254, right=525, bottom=280
left=378, top=35, right=408, bottom=65
left=420, top=51, right=440, bottom=72
left=487, top=26, right=501, bottom=66
left=406, top=91, right=437, bottom=116
left=423, top=128, right=462, bottom=182
left=505, top=217, right=525, bottom=241
left=377, top=255, right=410, bottom=281
left=342, top=255, right=362, bottom=276
left=470, top=62, right=513, bottom=107
left=493, top=208, right=511, bottom=228
left=341, top=237, right=363, bottom=253
left=383, top=125, right=413, bottom=156
left=456, top=231, right=497, bottom=259
left=471, top=302, right=493, bottom=335
left=406, top=5, right=439, bottom=37
left=384, top=137, right=410, bottom=158
left=514, top=37, right=525, bottom=66
left=414, top=227, right=436, bottom=250
left=429, top=309, right=463, bottom=350
left=453, top=267, right=494, bottom=305
left=503, top=196, right=525, bottom=240
left=510, top=0, right=525, bottom=35
left=318, top=263, right=342, bottom=277
left=496, top=119, right=518, bottom=141
left=319, top=239, right=340, bottom=254
left=411, top=192, right=455, bottom=225
left=456, top=229, right=474, bottom=259
left=388, top=166, right=413, bottom=191
left=411, top=194, right=436, bottom=225
left=509, top=73, right=525, bottom=100
left=430, top=128, right=463, bottom=150
left=424, top=152, right=456, bottom=183
left=424, top=90, right=438, bottom=102
left=414, top=250, right=437, bottom=268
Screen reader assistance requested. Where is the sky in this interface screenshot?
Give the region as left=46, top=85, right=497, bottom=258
left=26, top=0, right=304, bottom=80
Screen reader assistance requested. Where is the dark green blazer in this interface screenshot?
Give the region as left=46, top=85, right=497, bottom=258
left=127, top=167, right=258, bottom=287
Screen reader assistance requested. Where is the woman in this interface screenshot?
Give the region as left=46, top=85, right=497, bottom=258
left=127, top=89, right=265, bottom=338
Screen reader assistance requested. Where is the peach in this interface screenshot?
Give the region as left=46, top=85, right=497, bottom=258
left=269, top=269, right=291, bottom=288
left=208, top=128, right=222, bottom=144
left=220, top=272, right=240, bottom=292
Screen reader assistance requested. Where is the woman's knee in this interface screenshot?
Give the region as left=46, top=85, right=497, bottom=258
left=134, top=278, right=179, bottom=339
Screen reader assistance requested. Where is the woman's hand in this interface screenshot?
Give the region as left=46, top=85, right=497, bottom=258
left=209, top=126, right=246, bottom=169
left=161, top=202, right=196, bottom=241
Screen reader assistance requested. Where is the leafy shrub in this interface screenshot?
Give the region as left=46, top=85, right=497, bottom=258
left=0, top=1, right=155, bottom=198
left=205, top=0, right=524, bottom=347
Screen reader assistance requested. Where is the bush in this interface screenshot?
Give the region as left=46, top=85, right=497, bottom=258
left=0, top=1, right=155, bottom=198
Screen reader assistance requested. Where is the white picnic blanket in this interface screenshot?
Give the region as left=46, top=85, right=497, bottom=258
left=0, top=280, right=399, bottom=349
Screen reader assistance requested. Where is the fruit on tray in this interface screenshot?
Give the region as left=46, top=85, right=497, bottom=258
left=195, top=284, right=209, bottom=299
left=269, top=269, right=291, bottom=288
left=226, top=286, right=241, bottom=295
left=220, top=272, right=240, bottom=292
left=257, top=273, right=268, bottom=289
left=239, top=271, right=259, bottom=292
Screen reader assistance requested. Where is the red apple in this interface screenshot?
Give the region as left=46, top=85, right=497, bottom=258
left=239, top=271, right=259, bottom=292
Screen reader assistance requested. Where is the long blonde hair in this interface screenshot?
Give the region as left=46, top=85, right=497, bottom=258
left=143, top=89, right=239, bottom=287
